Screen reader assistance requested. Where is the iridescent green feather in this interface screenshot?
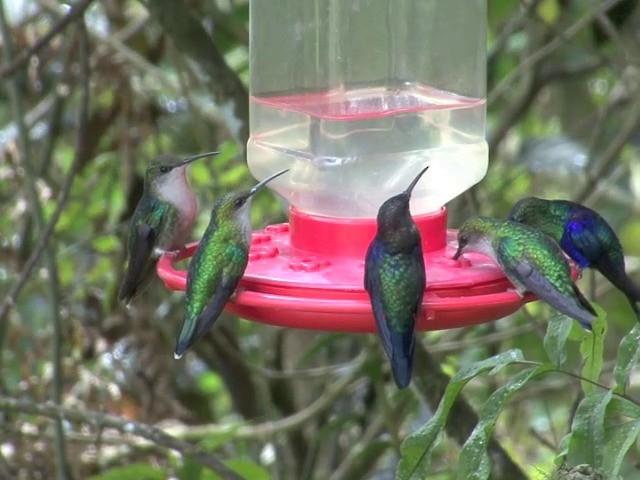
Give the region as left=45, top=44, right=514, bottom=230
left=184, top=222, right=248, bottom=323
left=378, top=254, right=424, bottom=333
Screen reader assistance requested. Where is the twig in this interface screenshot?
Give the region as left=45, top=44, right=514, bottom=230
left=0, top=358, right=364, bottom=476
left=0, top=3, right=74, bottom=478
left=488, top=0, right=623, bottom=105
left=487, top=0, right=542, bottom=66
left=144, top=0, right=249, bottom=144
left=574, top=91, right=640, bottom=204
left=0, top=449, right=12, bottom=479
left=0, top=396, right=244, bottom=480
left=0, top=0, right=95, bottom=79
left=0, top=27, right=90, bottom=327
left=489, top=58, right=605, bottom=155
left=328, top=413, right=391, bottom=480
left=428, top=324, right=536, bottom=354
left=171, top=351, right=366, bottom=441
left=206, top=329, right=366, bottom=380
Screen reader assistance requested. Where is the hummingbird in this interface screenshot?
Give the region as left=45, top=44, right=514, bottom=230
left=453, top=216, right=596, bottom=330
left=174, top=168, right=289, bottom=358
left=509, top=196, right=640, bottom=318
left=364, top=167, right=429, bottom=389
left=118, top=151, right=218, bottom=305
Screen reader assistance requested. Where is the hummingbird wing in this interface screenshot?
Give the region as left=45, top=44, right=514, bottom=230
left=118, top=198, right=166, bottom=304
left=497, top=237, right=595, bottom=330
left=195, top=276, right=238, bottom=335
left=365, top=240, right=393, bottom=360
left=175, top=270, right=241, bottom=357
left=175, top=238, right=249, bottom=358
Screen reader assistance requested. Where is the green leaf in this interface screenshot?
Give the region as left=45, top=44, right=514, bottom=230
left=225, top=458, right=270, bottom=480
left=602, top=417, right=640, bottom=478
left=607, top=396, right=640, bottom=420
left=536, top=0, right=560, bottom=24
left=179, top=458, right=219, bottom=480
left=456, top=364, right=553, bottom=480
left=614, top=323, right=640, bottom=394
left=91, top=463, right=165, bottom=480
left=555, top=432, right=571, bottom=465
left=198, top=371, right=224, bottom=395
left=599, top=397, right=640, bottom=476
left=567, top=389, right=612, bottom=467
left=396, top=349, right=524, bottom=480
left=580, top=304, right=607, bottom=394
left=91, top=234, right=121, bottom=254
left=544, top=312, right=573, bottom=365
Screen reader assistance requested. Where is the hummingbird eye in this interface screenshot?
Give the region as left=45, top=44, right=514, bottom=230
left=159, top=166, right=171, bottom=174
left=233, top=197, right=245, bottom=208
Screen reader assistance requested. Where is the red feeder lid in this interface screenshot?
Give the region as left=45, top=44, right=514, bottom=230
left=157, top=207, right=533, bottom=332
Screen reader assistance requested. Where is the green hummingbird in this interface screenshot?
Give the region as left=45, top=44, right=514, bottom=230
left=453, top=216, right=596, bottom=330
left=364, top=167, right=428, bottom=389
left=118, top=152, right=218, bottom=305
left=174, top=168, right=289, bottom=358
left=509, top=197, right=640, bottom=318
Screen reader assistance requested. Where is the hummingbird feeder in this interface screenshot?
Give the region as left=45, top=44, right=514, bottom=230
left=157, top=0, right=534, bottom=332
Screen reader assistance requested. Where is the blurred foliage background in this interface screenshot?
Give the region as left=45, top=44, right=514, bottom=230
left=0, top=0, right=640, bottom=479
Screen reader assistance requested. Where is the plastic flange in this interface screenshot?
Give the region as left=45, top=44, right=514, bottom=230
left=157, top=207, right=532, bottom=332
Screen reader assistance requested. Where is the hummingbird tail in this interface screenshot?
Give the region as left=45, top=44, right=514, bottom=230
left=175, top=290, right=230, bottom=358
left=174, top=316, right=199, bottom=359
left=388, top=330, right=416, bottom=389
left=620, top=276, right=640, bottom=321
left=595, top=258, right=640, bottom=320
left=571, top=284, right=596, bottom=331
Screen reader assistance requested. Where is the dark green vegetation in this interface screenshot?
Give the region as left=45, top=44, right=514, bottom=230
left=1, top=1, right=639, bottom=479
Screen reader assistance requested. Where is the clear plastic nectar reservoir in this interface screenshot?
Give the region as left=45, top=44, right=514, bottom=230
left=248, top=0, right=488, bottom=218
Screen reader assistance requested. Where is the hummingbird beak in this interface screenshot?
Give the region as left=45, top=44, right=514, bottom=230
left=403, top=166, right=429, bottom=196
left=180, top=151, right=219, bottom=166
left=452, top=247, right=463, bottom=260
left=248, top=169, right=289, bottom=197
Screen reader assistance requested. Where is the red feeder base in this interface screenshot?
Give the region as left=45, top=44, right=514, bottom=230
left=157, top=207, right=533, bottom=332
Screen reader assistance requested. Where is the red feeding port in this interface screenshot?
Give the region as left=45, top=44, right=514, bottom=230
left=156, top=207, right=533, bottom=332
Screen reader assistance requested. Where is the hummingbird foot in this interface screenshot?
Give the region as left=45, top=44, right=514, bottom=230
left=509, top=287, right=526, bottom=299
left=154, top=247, right=183, bottom=259
left=229, top=287, right=245, bottom=303
left=153, top=247, right=170, bottom=258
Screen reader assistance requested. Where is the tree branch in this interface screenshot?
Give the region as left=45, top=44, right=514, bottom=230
left=0, top=26, right=90, bottom=327
left=0, top=3, right=77, bottom=478
left=0, top=395, right=244, bottom=480
left=143, top=0, right=249, bottom=144
left=488, top=0, right=623, bottom=105
left=0, top=0, right=95, bottom=79
left=575, top=90, right=640, bottom=204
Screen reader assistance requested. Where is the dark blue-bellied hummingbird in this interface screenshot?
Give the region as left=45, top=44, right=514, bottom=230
left=453, top=216, right=596, bottom=330
left=118, top=152, right=218, bottom=305
left=509, top=196, right=640, bottom=318
left=174, top=168, right=289, bottom=358
left=364, top=166, right=428, bottom=389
